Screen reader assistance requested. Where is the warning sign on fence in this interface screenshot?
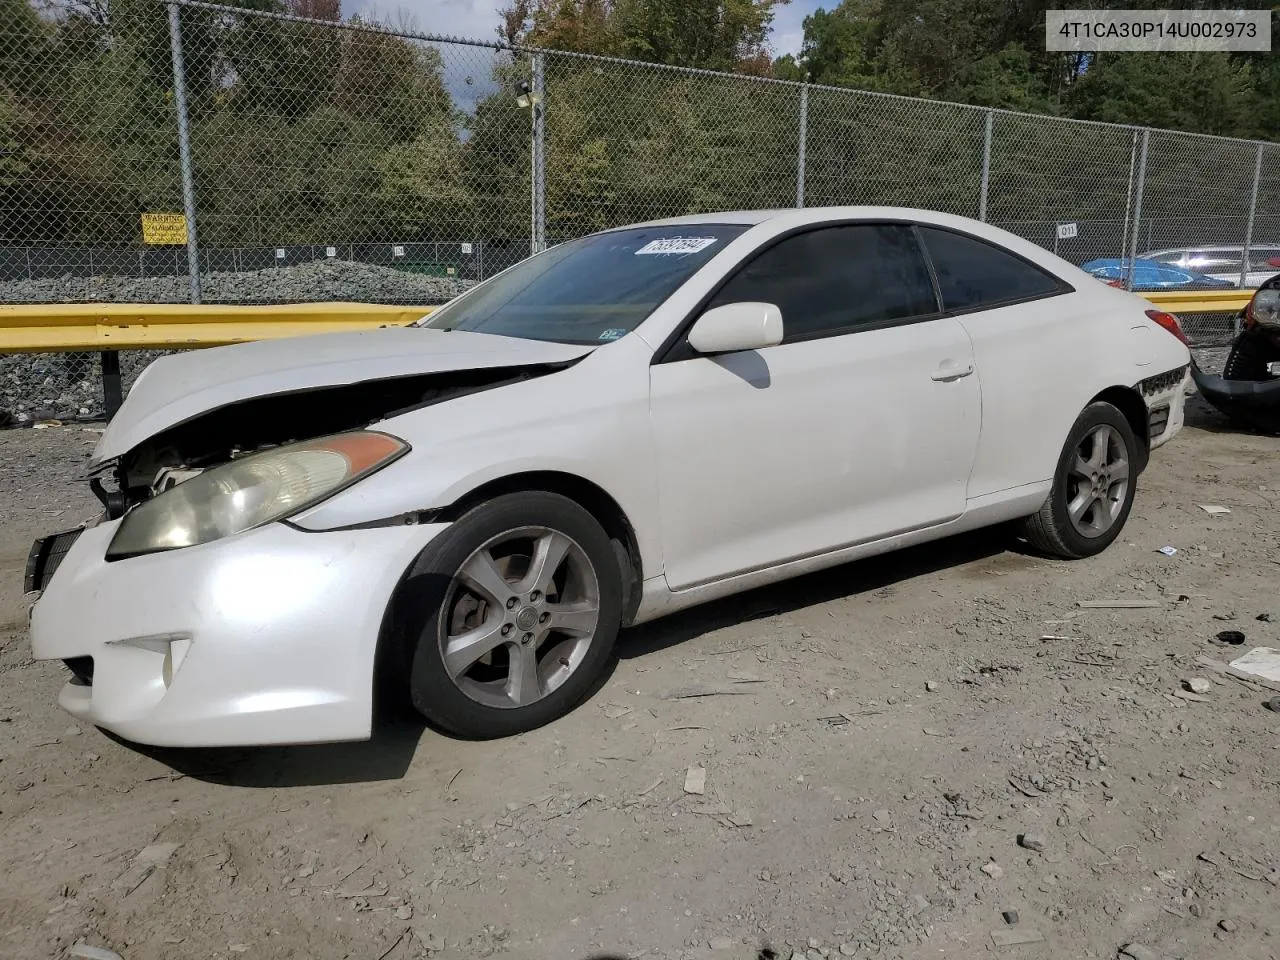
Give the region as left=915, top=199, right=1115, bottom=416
left=141, top=212, right=187, bottom=245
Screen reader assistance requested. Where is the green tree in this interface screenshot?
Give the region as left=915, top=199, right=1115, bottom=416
left=1064, top=51, right=1255, bottom=137
left=500, top=0, right=789, bottom=72
left=611, top=0, right=787, bottom=73
left=946, top=43, right=1054, bottom=113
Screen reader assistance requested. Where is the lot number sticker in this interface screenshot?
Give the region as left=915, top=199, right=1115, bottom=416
left=635, top=237, right=718, bottom=256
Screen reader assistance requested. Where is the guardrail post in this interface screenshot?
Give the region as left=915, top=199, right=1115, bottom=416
left=100, top=351, right=123, bottom=418
left=530, top=52, right=546, bottom=255
left=168, top=2, right=202, bottom=304
left=978, top=109, right=993, bottom=222
left=1125, top=129, right=1150, bottom=293
left=796, top=84, right=809, bottom=208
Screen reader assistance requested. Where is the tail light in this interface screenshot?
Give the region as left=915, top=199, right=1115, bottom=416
left=1245, top=288, right=1280, bottom=328
left=1145, top=308, right=1188, bottom=345
left=1104, top=278, right=1124, bottom=288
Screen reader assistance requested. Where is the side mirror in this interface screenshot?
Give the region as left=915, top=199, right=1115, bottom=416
left=687, top=302, right=783, bottom=355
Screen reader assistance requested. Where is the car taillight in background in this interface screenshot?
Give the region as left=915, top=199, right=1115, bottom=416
left=1145, top=308, right=1189, bottom=345
left=1245, top=288, right=1280, bottom=328
left=1104, top=278, right=1124, bottom=288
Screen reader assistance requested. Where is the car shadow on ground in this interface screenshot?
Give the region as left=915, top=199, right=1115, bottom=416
left=1184, top=391, right=1280, bottom=436
left=105, top=712, right=427, bottom=788
left=118, top=525, right=1024, bottom=788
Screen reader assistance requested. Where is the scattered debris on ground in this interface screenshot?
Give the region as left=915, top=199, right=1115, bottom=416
left=2, top=398, right=1278, bottom=959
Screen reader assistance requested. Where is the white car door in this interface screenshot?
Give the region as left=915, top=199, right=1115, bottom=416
left=913, top=225, right=1087, bottom=500
left=648, top=223, right=982, bottom=592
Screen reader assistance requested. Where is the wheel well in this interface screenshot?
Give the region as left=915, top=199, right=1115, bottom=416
left=371, top=470, right=646, bottom=724
left=1091, top=386, right=1150, bottom=473
left=441, top=471, right=645, bottom=625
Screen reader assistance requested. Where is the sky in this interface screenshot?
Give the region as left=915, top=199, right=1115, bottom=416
left=350, top=0, right=823, bottom=56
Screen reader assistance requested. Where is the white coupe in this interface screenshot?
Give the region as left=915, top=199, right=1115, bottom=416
left=26, top=207, right=1192, bottom=747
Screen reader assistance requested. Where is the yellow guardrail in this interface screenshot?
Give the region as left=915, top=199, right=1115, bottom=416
left=0, top=301, right=434, bottom=352
left=1143, top=289, right=1252, bottom=314
left=0, top=290, right=1251, bottom=354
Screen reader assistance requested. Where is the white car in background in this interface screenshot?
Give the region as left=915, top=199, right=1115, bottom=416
left=1140, top=243, right=1280, bottom=289
left=26, top=206, right=1192, bottom=748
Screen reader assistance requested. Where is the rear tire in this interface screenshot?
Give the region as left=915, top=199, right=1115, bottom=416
left=1017, top=401, right=1140, bottom=559
left=398, top=491, right=622, bottom=739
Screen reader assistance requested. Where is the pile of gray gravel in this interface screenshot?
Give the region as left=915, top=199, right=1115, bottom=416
left=0, top=257, right=476, bottom=305
left=0, top=259, right=476, bottom=423
left=0, top=350, right=174, bottom=424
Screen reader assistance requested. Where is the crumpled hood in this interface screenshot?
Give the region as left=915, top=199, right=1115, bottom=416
left=92, top=327, right=595, bottom=464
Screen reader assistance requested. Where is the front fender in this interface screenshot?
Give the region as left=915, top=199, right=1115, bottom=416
left=285, top=339, right=663, bottom=572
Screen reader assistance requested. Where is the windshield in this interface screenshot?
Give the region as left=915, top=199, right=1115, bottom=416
left=418, top=224, right=750, bottom=344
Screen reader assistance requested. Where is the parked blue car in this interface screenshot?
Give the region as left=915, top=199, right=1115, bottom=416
left=1080, top=257, right=1236, bottom=291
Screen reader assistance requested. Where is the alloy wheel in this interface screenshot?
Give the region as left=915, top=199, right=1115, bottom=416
left=439, top=526, right=601, bottom=709
left=1065, top=423, right=1131, bottom=538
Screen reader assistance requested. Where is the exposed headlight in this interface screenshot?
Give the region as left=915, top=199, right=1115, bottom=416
left=1248, top=288, right=1280, bottom=328
left=106, top=431, right=408, bottom=559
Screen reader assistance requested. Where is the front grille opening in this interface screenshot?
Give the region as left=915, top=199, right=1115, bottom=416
left=63, top=657, right=94, bottom=686
left=42, top=531, right=81, bottom=584
left=26, top=527, right=85, bottom=593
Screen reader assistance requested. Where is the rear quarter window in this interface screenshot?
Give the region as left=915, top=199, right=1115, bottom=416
left=919, top=226, right=1067, bottom=313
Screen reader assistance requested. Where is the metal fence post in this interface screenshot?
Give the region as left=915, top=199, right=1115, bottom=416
left=1125, top=129, right=1150, bottom=292
left=167, top=2, right=202, bottom=304
left=1120, top=129, right=1137, bottom=263
left=978, top=109, right=993, bottom=222
left=530, top=52, right=546, bottom=255
left=795, top=84, right=809, bottom=208
left=1239, top=143, right=1264, bottom=291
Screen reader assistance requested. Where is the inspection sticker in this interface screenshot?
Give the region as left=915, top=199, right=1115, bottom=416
left=634, top=237, right=718, bottom=256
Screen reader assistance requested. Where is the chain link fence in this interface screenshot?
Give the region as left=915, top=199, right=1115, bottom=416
left=2, top=0, right=1276, bottom=421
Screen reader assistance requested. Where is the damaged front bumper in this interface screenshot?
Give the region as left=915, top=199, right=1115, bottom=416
left=27, top=517, right=448, bottom=747
left=1190, top=325, right=1280, bottom=434
left=1191, top=365, right=1280, bottom=433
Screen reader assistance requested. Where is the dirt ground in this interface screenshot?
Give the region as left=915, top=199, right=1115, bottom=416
left=2, top=390, right=1279, bottom=960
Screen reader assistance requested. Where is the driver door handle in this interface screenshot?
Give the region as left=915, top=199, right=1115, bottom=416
left=931, top=361, right=975, bottom=382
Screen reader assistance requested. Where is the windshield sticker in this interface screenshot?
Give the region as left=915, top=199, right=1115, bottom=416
left=598, top=328, right=626, bottom=341
left=634, top=237, right=718, bottom=256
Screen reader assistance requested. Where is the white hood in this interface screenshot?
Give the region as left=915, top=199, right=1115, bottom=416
left=92, top=327, right=595, bottom=464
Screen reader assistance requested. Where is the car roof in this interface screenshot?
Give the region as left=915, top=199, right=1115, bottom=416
left=619, top=205, right=1003, bottom=230
left=607, top=206, right=1108, bottom=286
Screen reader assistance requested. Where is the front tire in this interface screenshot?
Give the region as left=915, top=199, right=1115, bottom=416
left=400, top=492, right=622, bottom=739
left=1017, top=401, right=1140, bottom=559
